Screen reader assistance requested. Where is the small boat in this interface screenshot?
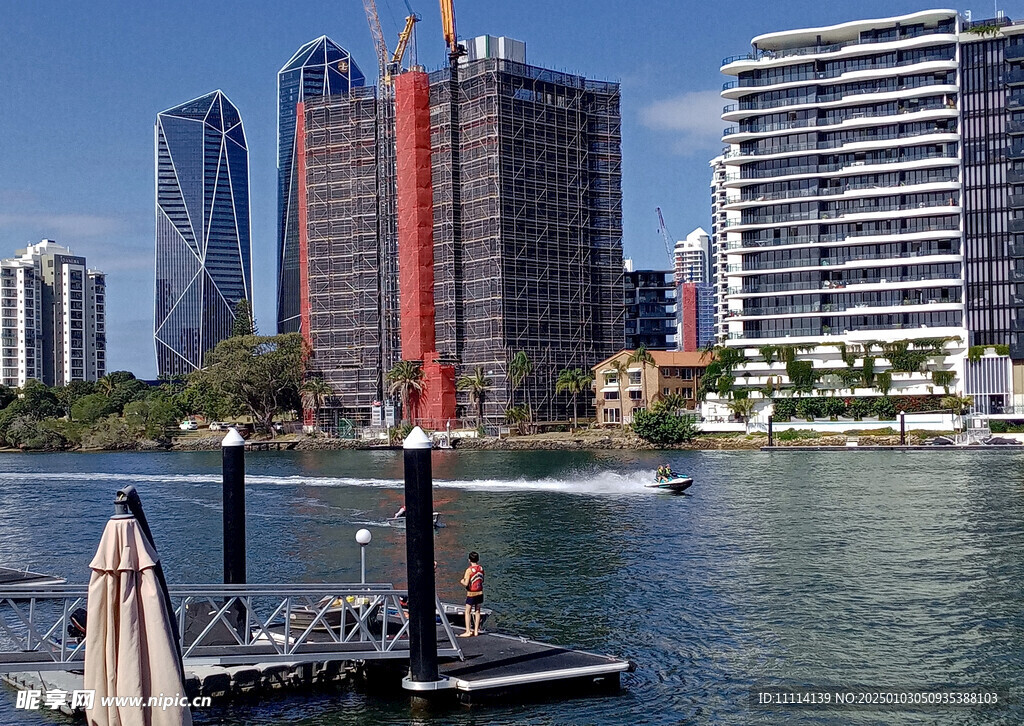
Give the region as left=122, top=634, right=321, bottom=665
left=288, top=595, right=379, bottom=631
left=386, top=512, right=442, bottom=528
left=645, top=476, right=694, bottom=492
left=382, top=600, right=492, bottom=629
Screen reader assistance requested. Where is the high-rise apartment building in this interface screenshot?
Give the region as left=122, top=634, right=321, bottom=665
left=276, top=37, right=366, bottom=334
left=154, top=91, right=252, bottom=376
left=714, top=10, right=968, bottom=414
left=0, top=241, right=105, bottom=387
left=624, top=262, right=675, bottom=350
left=673, top=228, right=710, bottom=284
left=295, top=37, right=624, bottom=426
left=709, top=155, right=729, bottom=343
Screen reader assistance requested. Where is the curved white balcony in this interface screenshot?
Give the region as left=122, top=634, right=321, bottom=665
left=728, top=252, right=962, bottom=277
left=726, top=276, right=964, bottom=299
left=723, top=131, right=959, bottom=164
left=723, top=153, right=959, bottom=187
left=723, top=179, right=960, bottom=211
left=725, top=202, right=960, bottom=233
left=721, top=30, right=959, bottom=74
left=723, top=84, right=957, bottom=122
left=721, top=59, right=957, bottom=99
left=722, top=106, right=957, bottom=143
left=728, top=299, right=962, bottom=321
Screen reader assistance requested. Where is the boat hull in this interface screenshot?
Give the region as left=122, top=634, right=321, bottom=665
left=645, top=477, right=693, bottom=492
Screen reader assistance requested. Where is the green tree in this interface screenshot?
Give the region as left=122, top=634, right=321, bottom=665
left=191, top=333, right=307, bottom=434
left=727, top=397, right=757, bottom=423
left=504, top=404, right=530, bottom=435
left=231, top=299, right=257, bottom=337
left=941, top=394, right=974, bottom=417
left=657, top=392, right=689, bottom=415
left=457, top=366, right=492, bottom=428
left=555, top=368, right=594, bottom=432
left=123, top=399, right=178, bottom=441
left=54, top=380, right=96, bottom=417
left=386, top=361, right=424, bottom=425
left=627, top=345, right=656, bottom=407
left=632, top=408, right=699, bottom=446
left=300, top=376, right=333, bottom=432
left=508, top=350, right=533, bottom=409
left=71, top=393, right=116, bottom=424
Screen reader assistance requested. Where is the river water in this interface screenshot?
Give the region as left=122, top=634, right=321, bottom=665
left=0, top=449, right=1021, bottom=725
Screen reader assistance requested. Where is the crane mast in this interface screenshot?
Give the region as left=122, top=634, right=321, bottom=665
left=362, top=0, right=390, bottom=83
left=656, top=207, right=674, bottom=266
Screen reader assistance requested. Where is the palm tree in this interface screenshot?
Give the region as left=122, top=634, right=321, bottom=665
left=504, top=404, right=530, bottom=435
left=300, top=377, right=333, bottom=433
left=657, top=392, right=688, bottom=415
left=457, top=367, right=492, bottom=428
left=941, top=394, right=974, bottom=431
left=97, top=376, right=115, bottom=398
left=386, top=361, right=424, bottom=425
left=610, top=359, right=629, bottom=428
left=556, top=368, right=594, bottom=432
left=627, top=345, right=656, bottom=408
left=508, top=351, right=533, bottom=431
left=727, top=397, right=757, bottom=424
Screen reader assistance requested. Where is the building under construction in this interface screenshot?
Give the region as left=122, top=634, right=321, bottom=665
left=298, top=36, right=624, bottom=427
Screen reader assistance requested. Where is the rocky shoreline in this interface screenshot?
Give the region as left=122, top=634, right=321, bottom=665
left=0, top=431, right=942, bottom=453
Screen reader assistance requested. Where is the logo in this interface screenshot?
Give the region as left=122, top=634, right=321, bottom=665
left=338, top=60, right=349, bottom=73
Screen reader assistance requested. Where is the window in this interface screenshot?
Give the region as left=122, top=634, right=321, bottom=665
left=604, top=391, right=619, bottom=400
left=628, top=372, right=641, bottom=385
left=603, top=408, right=621, bottom=424
left=683, top=368, right=694, bottom=379
left=629, top=390, right=642, bottom=400
left=604, top=373, right=618, bottom=385
left=663, top=388, right=670, bottom=395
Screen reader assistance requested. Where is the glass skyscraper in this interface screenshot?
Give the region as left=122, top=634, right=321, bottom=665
left=276, top=36, right=365, bottom=333
left=154, top=90, right=252, bottom=376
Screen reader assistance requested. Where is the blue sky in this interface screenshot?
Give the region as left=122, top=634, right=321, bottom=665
left=0, top=1, right=1007, bottom=376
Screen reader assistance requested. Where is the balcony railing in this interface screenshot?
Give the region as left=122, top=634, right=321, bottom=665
left=729, top=128, right=956, bottom=159
left=721, top=30, right=955, bottom=67
left=734, top=246, right=959, bottom=273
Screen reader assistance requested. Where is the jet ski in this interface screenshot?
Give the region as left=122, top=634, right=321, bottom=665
left=386, top=511, right=441, bottom=528
left=645, top=472, right=693, bottom=492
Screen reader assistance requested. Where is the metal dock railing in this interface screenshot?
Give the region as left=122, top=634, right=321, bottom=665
left=0, top=582, right=463, bottom=672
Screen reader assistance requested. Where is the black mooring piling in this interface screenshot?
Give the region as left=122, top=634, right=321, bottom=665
left=403, top=426, right=440, bottom=685
left=222, top=428, right=246, bottom=585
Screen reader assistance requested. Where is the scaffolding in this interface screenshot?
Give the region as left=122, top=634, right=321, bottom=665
left=302, top=57, right=624, bottom=428
left=303, top=87, right=383, bottom=426
left=428, top=58, right=624, bottom=423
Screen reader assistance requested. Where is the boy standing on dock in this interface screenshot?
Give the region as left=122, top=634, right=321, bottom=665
left=460, top=551, right=484, bottom=637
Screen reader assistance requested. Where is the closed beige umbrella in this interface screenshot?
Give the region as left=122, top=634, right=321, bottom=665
left=84, top=513, right=192, bottom=726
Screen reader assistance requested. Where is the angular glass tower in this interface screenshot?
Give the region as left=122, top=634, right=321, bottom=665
left=154, top=90, right=252, bottom=376
left=276, top=36, right=365, bottom=333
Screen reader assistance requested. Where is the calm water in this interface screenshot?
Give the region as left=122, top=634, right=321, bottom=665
left=0, top=449, right=1022, bottom=725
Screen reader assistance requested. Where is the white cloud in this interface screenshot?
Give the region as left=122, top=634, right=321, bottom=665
left=639, top=89, right=725, bottom=154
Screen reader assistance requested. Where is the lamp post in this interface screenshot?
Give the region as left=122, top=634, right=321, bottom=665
left=355, top=528, right=372, bottom=584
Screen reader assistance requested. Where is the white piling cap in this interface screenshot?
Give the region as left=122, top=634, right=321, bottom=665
left=222, top=428, right=246, bottom=447
left=403, top=426, right=433, bottom=450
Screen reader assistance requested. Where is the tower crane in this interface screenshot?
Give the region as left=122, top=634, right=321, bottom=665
left=439, top=0, right=466, bottom=64
left=361, top=0, right=390, bottom=84
left=390, top=1, right=420, bottom=74
left=656, top=207, right=675, bottom=266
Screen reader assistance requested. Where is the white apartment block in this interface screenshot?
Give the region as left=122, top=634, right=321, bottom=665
left=673, top=228, right=711, bottom=284
left=710, top=10, right=970, bottom=417
left=0, top=241, right=106, bottom=387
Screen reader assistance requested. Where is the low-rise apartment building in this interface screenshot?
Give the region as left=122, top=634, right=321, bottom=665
left=592, top=350, right=711, bottom=425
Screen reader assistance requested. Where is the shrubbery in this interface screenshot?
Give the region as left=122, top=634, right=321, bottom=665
left=771, top=394, right=946, bottom=422
left=632, top=406, right=699, bottom=445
